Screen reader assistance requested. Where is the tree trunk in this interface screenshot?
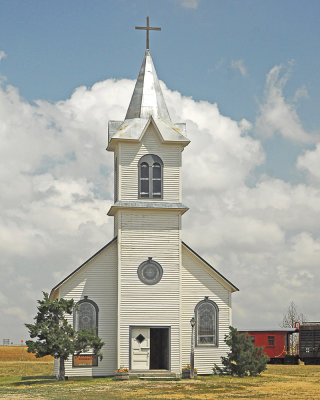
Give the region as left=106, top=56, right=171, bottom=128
left=58, top=358, right=66, bottom=381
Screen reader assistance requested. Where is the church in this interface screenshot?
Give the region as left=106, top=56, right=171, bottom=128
left=50, top=21, right=238, bottom=377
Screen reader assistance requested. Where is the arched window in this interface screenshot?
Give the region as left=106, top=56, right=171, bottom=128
left=138, top=154, right=163, bottom=199
left=195, top=297, right=218, bottom=346
left=74, top=296, right=99, bottom=335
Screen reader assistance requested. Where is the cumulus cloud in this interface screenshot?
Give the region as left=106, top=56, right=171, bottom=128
left=0, top=63, right=319, bottom=341
left=164, top=85, right=263, bottom=192
left=255, top=63, right=313, bottom=143
left=297, top=143, right=320, bottom=184
left=231, top=59, right=247, bottom=77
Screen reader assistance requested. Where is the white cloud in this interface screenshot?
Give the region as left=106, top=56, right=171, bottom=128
left=231, top=59, right=247, bottom=77
left=5, top=307, right=28, bottom=322
left=297, top=143, right=320, bottom=184
left=164, top=85, right=264, bottom=192
left=0, top=67, right=319, bottom=340
left=255, top=64, right=313, bottom=143
left=175, top=0, right=200, bottom=9
left=0, top=50, right=6, bottom=62
left=293, top=85, right=309, bottom=102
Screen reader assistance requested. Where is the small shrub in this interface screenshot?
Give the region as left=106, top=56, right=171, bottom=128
left=213, top=326, right=269, bottom=377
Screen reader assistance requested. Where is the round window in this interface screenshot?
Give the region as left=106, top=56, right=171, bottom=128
left=137, top=257, right=163, bottom=285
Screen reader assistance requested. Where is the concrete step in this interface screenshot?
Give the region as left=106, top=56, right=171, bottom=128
left=130, top=370, right=180, bottom=379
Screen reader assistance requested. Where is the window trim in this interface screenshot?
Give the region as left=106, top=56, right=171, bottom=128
left=137, top=257, right=163, bottom=285
left=194, top=296, right=219, bottom=347
left=138, top=154, right=163, bottom=199
left=73, top=296, right=99, bottom=336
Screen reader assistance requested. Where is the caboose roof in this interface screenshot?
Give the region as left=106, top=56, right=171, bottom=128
left=238, top=328, right=297, bottom=333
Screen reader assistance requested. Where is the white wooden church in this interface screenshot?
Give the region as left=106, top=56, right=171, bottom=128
left=50, top=24, right=238, bottom=377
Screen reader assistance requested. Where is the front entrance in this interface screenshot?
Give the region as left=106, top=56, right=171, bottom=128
left=131, top=327, right=169, bottom=370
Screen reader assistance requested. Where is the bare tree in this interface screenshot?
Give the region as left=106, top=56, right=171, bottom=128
left=281, top=301, right=307, bottom=328
left=281, top=301, right=307, bottom=355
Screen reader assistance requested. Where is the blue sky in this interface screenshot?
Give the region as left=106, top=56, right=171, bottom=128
left=1, top=0, right=319, bottom=183
left=1, top=0, right=319, bottom=124
left=0, top=0, right=320, bottom=342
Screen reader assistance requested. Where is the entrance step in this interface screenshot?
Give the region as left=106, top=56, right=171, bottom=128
left=130, top=370, right=180, bottom=380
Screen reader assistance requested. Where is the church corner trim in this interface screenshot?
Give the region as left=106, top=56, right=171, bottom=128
left=49, top=237, right=118, bottom=300
left=182, top=241, right=239, bottom=293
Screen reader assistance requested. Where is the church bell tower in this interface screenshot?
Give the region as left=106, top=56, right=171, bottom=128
left=106, top=18, right=190, bottom=372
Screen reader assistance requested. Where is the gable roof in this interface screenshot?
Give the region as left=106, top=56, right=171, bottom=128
left=107, top=116, right=189, bottom=151
left=49, top=237, right=117, bottom=300
left=182, top=241, right=239, bottom=292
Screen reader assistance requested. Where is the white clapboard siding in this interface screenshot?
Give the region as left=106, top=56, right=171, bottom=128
left=118, top=209, right=182, bottom=372
left=58, top=240, right=118, bottom=377
left=118, top=123, right=183, bottom=202
left=181, top=244, right=232, bottom=374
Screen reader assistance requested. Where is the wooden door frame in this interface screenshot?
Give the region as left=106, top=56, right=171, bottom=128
left=129, top=325, right=171, bottom=370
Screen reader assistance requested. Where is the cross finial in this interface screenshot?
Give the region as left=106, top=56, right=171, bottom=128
left=135, top=16, right=161, bottom=50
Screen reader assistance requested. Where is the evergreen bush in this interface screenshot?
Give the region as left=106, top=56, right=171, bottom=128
left=213, top=326, right=268, bottom=377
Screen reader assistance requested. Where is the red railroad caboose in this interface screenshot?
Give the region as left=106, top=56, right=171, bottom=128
left=238, top=328, right=298, bottom=364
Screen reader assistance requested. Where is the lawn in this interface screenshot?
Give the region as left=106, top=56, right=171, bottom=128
left=1, top=360, right=320, bottom=400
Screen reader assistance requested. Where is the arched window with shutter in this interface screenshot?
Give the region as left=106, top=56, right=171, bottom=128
left=74, top=296, right=99, bottom=335
left=138, top=154, right=163, bottom=199
left=195, top=297, right=218, bottom=346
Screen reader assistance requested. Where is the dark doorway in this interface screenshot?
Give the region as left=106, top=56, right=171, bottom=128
left=150, top=328, right=169, bottom=370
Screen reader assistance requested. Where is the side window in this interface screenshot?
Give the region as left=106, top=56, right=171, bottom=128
left=152, top=163, right=162, bottom=198
left=195, top=297, right=218, bottom=346
left=140, top=162, right=150, bottom=198
left=138, top=154, right=163, bottom=199
left=268, top=336, right=275, bottom=346
left=74, top=296, right=99, bottom=335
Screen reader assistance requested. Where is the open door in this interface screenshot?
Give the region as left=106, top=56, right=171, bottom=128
left=150, top=328, right=169, bottom=369
left=131, top=328, right=150, bottom=370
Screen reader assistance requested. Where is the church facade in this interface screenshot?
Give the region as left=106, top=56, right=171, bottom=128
left=50, top=47, right=238, bottom=377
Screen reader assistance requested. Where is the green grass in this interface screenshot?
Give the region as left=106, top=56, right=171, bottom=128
left=1, top=362, right=320, bottom=399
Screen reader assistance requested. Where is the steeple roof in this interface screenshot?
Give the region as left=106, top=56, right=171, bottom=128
left=107, top=49, right=190, bottom=151
left=125, top=49, right=171, bottom=121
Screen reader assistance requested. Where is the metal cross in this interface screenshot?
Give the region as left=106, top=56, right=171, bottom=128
left=135, top=16, right=161, bottom=50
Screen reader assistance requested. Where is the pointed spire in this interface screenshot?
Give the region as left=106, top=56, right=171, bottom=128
left=125, top=50, right=171, bottom=121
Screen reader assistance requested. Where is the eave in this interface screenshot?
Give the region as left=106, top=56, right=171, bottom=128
left=182, top=241, right=239, bottom=293
left=49, top=237, right=117, bottom=300
left=107, top=201, right=189, bottom=216
left=107, top=116, right=189, bottom=151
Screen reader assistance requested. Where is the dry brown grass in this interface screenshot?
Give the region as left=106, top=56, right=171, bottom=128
left=1, top=363, right=320, bottom=399
left=0, top=346, right=53, bottom=362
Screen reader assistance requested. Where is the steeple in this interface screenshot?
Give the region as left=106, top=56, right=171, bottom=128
left=107, top=18, right=189, bottom=151
left=125, top=49, right=171, bottom=121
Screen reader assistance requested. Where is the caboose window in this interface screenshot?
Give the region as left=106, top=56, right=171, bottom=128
left=268, top=336, right=275, bottom=346
left=195, top=297, right=219, bottom=346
